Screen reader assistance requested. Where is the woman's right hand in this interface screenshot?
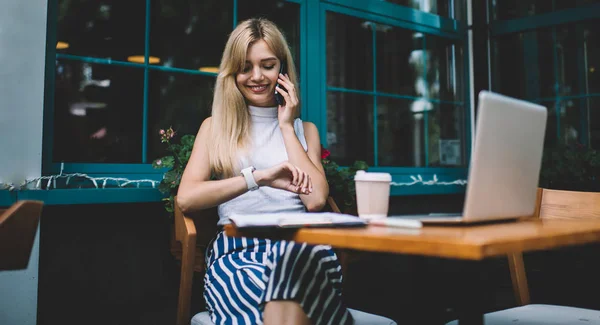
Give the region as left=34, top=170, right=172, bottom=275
left=254, top=162, right=312, bottom=195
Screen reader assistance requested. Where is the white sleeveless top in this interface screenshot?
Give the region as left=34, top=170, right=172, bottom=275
left=217, top=105, right=308, bottom=226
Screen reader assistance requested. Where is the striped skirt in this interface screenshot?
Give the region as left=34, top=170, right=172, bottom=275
left=203, top=230, right=353, bottom=325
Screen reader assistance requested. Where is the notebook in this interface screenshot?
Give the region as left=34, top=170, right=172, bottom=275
left=228, top=212, right=367, bottom=229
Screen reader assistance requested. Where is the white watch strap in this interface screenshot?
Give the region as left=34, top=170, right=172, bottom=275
left=241, top=166, right=259, bottom=191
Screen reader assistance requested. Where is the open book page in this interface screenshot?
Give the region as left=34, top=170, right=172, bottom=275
left=229, top=212, right=367, bottom=229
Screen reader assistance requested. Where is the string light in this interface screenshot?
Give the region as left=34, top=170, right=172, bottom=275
left=2, top=163, right=159, bottom=191
left=391, top=174, right=467, bottom=187
left=2, top=165, right=465, bottom=193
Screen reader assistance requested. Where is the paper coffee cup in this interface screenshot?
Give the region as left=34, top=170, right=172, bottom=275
left=354, top=171, right=391, bottom=220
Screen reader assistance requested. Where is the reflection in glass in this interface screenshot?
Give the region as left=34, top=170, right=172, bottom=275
left=590, top=99, right=600, bottom=149
left=150, top=0, right=232, bottom=70
left=56, top=0, right=145, bottom=60
left=376, top=26, right=418, bottom=96
left=540, top=99, right=583, bottom=148
left=554, top=25, right=581, bottom=98
left=493, top=28, right=555, bottom=100
left=147, top=72, right=215, bottom=161
left=326, top=12, right=373, bottom=91
left=584, top=21, right=600, bottom=94
left=237, top=0, right=301, bottom=76
left=427, top=103, right=465, bottom=166
left=377, top=98, right=420, bottom=166
left=385, top=0, right=464, bottom=20
left=326, top=92, right=374, bottom=166
left=53, top=60, right=143, bottom=162
left=425, top=35, right=464, bottom=103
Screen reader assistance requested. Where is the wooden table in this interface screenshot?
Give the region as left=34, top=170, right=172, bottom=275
left=225, top=218, right=600, bottom=324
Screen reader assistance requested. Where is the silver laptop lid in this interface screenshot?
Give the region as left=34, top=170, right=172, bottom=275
left=462, top=91, right=547, bottom=221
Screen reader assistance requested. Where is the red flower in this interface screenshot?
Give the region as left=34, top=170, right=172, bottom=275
left=321, top=148, right=331, bottom=159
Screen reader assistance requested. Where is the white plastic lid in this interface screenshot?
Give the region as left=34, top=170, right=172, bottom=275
left=354, top=170, right=392, bottom=182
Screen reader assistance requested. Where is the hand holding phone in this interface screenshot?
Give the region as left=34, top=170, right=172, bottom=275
left=275, top=60, right=287, bottom=106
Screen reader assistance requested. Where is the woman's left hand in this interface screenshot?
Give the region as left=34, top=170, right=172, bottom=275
left=276, top=73, right=299, bottom=128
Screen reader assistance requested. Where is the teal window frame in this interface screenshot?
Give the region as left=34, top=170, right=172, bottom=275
left=307, top=0, right=471, bottom=195
left=40, top=0, right=471, bottom=204
left=489, top=1, right=600, bottom=147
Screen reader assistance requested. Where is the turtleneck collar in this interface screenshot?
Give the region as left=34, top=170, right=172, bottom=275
left=248, top=105, right=278, bottom=118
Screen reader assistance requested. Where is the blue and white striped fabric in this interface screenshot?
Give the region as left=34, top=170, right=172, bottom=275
left=203, top=230, right=353, bottom=325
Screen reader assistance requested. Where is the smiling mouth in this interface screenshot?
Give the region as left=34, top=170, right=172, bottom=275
left=248, top=85, right=268, bottom=93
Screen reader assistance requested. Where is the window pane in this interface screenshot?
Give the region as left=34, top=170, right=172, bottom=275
left=494, top=25, right=584, bottom=101
left=590, top=99, right=600, bottom=149
left=493, top=29, right=554, bottom=100
left=377, top=98, right=465, bottom=167
left=554, top=25, right=581, bottom=98
left=326, top=92, right=374, bottom=166
left=377, top=97, right=421, bottom=166
left=150, top=0, right=232, bottom=70
left=427, top=103, right=466, bottom=167
left=584, top=21, right=600, bottom=94
left=326, top=12, right=373, bottom=91
left=492, top=0, right=598, bottom=20
left=385, top=0, right=464, bottom=20
left=424, top=34, right=464, bottom=103
left=56, top=0, right=145, bottom=61
left=540, top=99, right=582, bottom=147
left=53, top=60, right=143, bottom=162
left=237, top=0, right=301, bottom=76
left=376, top=25, right=418, bottom=96
left=147, top=73, right=215, bottom=161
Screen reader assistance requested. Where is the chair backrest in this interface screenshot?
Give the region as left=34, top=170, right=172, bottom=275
left=509, top=188, right=600, bottom=306
left=0, top=200, right=44, bottom=270
left=538, top=188, right=600, bottom=220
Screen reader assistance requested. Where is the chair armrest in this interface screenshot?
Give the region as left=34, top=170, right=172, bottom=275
left=174, top=198, right=197, bottom=325
left=326, top=196, right=341, bottom=214
left=0, top=200, right=44, bottom=271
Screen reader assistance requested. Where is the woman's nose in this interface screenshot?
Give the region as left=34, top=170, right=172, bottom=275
left=250, top=67, right=263, bottom=81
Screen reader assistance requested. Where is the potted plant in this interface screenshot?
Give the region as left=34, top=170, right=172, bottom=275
left=152, top=127, right=195, bottom=215
left=539, top=143, right=600, bottom=192
left=320, top=148, right=368, bottom=215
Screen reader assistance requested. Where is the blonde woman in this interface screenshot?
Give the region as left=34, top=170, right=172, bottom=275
left=177, top=18, right=351, bottom=325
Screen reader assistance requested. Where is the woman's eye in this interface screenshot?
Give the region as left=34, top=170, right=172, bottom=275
left=242, top=66, right=251, bottom=73
left=264, top=65, right=275, bottom=70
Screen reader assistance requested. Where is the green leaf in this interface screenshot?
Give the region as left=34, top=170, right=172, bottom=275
left=152, top=156, right=175, bottom=169
left=181, top=134, right=196, bottom=148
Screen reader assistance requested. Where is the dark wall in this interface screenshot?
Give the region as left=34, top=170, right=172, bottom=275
left=37, top=203, right=185, bottom=325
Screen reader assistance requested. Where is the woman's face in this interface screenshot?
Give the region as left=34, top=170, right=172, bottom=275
left=236, top=39, right=281, bottom=107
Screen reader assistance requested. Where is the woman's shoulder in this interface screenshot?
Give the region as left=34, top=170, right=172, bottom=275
left=301, top=120, right=320, bottom=137
left=195, top=116, right=213, bottom=138
left=301, top=120, right=317, bottom=131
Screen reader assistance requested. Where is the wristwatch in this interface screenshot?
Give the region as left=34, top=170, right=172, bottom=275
left=240, top=166, right=259, bottom=191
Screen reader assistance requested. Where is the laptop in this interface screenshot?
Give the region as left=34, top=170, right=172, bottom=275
left=392, top=91, right=548, bottom=225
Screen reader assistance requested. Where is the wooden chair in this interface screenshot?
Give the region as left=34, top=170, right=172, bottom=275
left=0, top=200, right=44, bottom=271
left=171, top=197, right=396, bottom=325
left=447, top=188, right=600, bottom=324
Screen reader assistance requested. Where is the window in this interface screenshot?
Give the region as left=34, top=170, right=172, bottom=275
left=45, top=0, right=470, bottom=198
left=491, top=1, right=600, bottom=149
left=325, top=10, right=466, bottom=168
left=50, top=0, right=299, bottom=168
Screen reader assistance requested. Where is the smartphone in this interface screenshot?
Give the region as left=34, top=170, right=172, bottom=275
left=275, top=60, right=287, bottom=106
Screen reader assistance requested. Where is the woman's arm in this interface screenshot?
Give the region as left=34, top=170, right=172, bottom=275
left=280, top=121, right=329, bottom=211
left=177, top=117, right=312, bottom=214
left=176, top=117, right=250, bottom=214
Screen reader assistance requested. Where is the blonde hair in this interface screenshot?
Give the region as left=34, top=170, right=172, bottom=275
left=209, top=18, right=299, bottom=178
